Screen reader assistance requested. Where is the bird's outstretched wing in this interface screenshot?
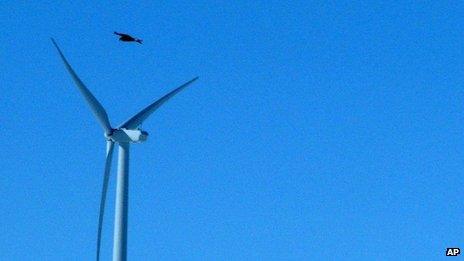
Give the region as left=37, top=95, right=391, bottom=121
left=114, top=31, right=130, bottom=37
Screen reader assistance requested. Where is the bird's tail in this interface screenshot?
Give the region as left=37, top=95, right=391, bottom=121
left=136, top=39, right=143, bottom=44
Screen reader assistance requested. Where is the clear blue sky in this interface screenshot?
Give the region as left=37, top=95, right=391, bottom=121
left=1, top=1, right=463, bottom=260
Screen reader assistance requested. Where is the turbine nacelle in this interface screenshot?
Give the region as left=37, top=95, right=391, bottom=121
left=106, top=128, right=148, bottom=143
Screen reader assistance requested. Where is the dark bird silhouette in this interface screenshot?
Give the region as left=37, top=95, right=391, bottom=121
left=114, top=32, right=143, bottom=44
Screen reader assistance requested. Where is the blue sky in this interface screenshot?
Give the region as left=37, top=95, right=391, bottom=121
left=1, top=1, right=463, bottom=260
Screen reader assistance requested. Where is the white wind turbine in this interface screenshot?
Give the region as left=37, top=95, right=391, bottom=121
left=51, top=39, right=198, bottom=261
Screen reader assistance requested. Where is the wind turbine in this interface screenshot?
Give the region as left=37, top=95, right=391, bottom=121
left=51, top=39, right=198, bottom=261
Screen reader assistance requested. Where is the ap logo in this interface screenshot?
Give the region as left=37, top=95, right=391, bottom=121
left=446, top=248, right=460, bottom=256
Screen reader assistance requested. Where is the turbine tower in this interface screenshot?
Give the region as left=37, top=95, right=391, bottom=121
left=51, top=39, right=198, bottom=261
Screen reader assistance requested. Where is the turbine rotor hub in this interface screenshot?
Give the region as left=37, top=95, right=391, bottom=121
left=105, top=128, right=148, bottom=143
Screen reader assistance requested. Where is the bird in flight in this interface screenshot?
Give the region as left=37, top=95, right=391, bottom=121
left=114, top=32, right=143, bottom=44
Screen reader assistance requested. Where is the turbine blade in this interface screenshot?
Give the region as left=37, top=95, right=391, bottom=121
left=51, top=38, right=113, bottom=134
left=118, top=77, right=199, bottom=129
left=96, top=140, right=115, bottom=261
